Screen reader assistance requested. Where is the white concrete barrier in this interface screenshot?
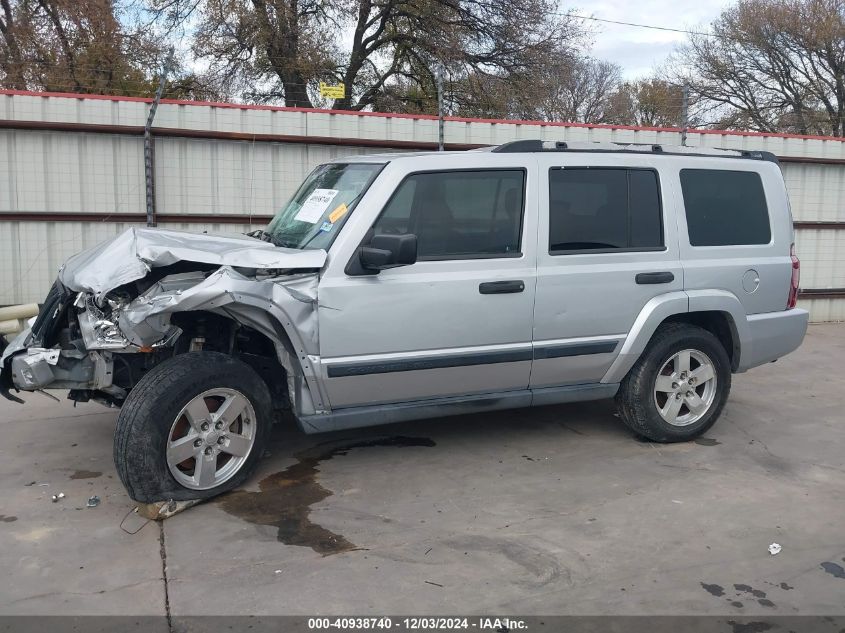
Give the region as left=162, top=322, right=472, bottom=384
left=0, top=319, right=23, bottom=335
left=0, top=304, right=38, bottom=321
left=0, top=304, right=38, bottom=336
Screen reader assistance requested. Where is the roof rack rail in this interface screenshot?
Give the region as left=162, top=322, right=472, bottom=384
left=490, top=139, right=778, bottom=163
left=491, top=139, right=544, bottom=153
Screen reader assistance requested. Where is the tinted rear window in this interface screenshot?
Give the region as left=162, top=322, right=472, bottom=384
left=548, top=168, right=663, bottom=253
left=680, top=169, right=771, bottom=246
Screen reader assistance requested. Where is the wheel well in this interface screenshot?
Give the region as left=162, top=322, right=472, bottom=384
left=109, top=311, right=290, bottom=412
left=663, top=311, right=740, bottom=371
left=171, top=311, right=290, bottom=410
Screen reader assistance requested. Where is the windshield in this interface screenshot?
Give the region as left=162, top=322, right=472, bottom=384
left=266, top=162, right=383, bottom=250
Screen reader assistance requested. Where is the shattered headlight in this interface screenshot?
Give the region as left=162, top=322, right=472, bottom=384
left=76, top=293, right=131, bottom=350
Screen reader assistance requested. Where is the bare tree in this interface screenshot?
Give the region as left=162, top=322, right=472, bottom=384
left=528, top=56, right=622, bottom=123
left=605, top=78, right=692, bottom=128
left=186, top=0, right=336, bottom=107
left=671, top=0, right=845, bottom=136
left=153, top=0, right=584, bottom=109
left=452, top=54, right=623, bottom=124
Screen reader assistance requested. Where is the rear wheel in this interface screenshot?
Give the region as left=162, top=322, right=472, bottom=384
left=615, top=323, right=731, bottom=442
left=114, top=352, right=272, bottom=502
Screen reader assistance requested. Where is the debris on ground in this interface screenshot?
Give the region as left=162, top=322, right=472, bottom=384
left=86, top=495, right=101, bottom=508
left=35, top=389, right=60, bottom=402
left=136, top=499, right=201, bottom=520
left=769, top=543, right=782, bottom=555
left=119, top=507, right=151, bottom=535
left=51, top=492, right=65, bottom=503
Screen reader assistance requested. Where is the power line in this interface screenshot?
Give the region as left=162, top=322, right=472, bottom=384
left=568, top=13, right=719, bottom=39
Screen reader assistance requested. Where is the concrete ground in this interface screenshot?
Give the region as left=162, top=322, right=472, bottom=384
left=0, top=324, right=843, bottom=618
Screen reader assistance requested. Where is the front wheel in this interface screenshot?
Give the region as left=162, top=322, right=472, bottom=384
left=114, top=352, right=273, bottom=502
left=615, top=323, right=731, bottom=442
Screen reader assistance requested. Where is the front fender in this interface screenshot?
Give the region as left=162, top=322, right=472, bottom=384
left=119, top=267, right=329, bottom=416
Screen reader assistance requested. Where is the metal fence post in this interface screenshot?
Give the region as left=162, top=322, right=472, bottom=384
left=145, top=50, right=174, bottom=227
left=437, top=68, right=444, bottom=151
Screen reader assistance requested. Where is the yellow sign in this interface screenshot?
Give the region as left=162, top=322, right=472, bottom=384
left=319, top=82, right=345, bottom=99
left=328, top=203, right=349, bottom=223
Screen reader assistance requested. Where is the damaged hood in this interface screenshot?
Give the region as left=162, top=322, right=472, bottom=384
left=58, top=227, right=327, bottom=295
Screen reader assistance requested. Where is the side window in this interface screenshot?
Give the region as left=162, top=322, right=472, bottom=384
left=374, top=170, right=525, bottom=259
left=375, top=178, right=415, bottom=235
left=680, top=169, right=771, bottom=246
left=548, top=168, right=663, bottom=254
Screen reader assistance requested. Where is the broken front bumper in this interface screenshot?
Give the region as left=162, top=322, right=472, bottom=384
left=0, top=327, right=117, bottom=403
left=0, top=333, right=22, bottom=402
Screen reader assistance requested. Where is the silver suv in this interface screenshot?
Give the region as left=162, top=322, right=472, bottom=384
left=0, top=140, right=808, bottom=502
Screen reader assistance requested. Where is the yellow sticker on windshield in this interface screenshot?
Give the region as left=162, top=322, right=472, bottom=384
left=328, top=203, right=348, bottom=223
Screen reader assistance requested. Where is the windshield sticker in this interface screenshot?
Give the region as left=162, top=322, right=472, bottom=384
left=328, top=203, right=349, bottom=223
left=319, top=221, right=334, bottom=233
left=295, top=189, right=339, bottom=223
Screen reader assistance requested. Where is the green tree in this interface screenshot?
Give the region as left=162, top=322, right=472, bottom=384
left=0, top=0, right=169, bottom=95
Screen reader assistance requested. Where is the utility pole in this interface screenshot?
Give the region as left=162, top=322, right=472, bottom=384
left=680, top=84, right=690, bottom=147
left=145, top=48, right=174, bottom=227
left=436, top=67, right=444, bottom=151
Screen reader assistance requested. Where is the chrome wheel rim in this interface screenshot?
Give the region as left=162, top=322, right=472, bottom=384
left=166, top=388, right=257, bottom=490
left=653, top=349, right=718, bottom=427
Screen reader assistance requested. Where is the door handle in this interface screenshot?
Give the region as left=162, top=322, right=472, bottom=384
left=635, top=272, right=675, bottom=285
left=479, top=280, right=525, bottom=294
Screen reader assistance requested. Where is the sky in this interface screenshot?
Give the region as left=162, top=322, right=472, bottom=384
left=576, top=0, right=734, bottom=79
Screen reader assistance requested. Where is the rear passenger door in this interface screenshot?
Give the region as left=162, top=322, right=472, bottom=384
left=531, top=156, right=684, bottom=388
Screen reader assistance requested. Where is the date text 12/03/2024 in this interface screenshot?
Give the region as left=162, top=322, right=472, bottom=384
left=307, top=617, right=528, bottom=630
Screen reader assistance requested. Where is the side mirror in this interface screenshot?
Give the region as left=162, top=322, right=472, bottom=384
left=359, top=233, right=417, bottom=272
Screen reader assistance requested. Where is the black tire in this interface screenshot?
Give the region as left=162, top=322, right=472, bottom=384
left=615, top=323, right=731, bottom=442
left=114, top=352, right=272, bottom=502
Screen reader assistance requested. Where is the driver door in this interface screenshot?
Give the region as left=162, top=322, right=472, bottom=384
left=317, top=159, right=538, bottom=409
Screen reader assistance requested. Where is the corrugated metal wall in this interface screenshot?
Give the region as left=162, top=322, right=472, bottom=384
left=1, top=91, right=843, bottom=320
left=154, top=138, right=387, bottom=217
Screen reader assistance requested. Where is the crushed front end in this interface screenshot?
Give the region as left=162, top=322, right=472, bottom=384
left=1, top=278, right=177, bottom=406
left=0, top=226, right=327, bottom=413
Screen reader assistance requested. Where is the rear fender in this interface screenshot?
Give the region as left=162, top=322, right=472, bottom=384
left=686, top=289, right=751, bottom=370
left=601, top=291, right=688, bottom=384
left=601, top=289, right=750, bottom=383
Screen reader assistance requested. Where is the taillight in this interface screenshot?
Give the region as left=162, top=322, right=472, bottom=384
left=787, top=243, right=800, bottom=309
